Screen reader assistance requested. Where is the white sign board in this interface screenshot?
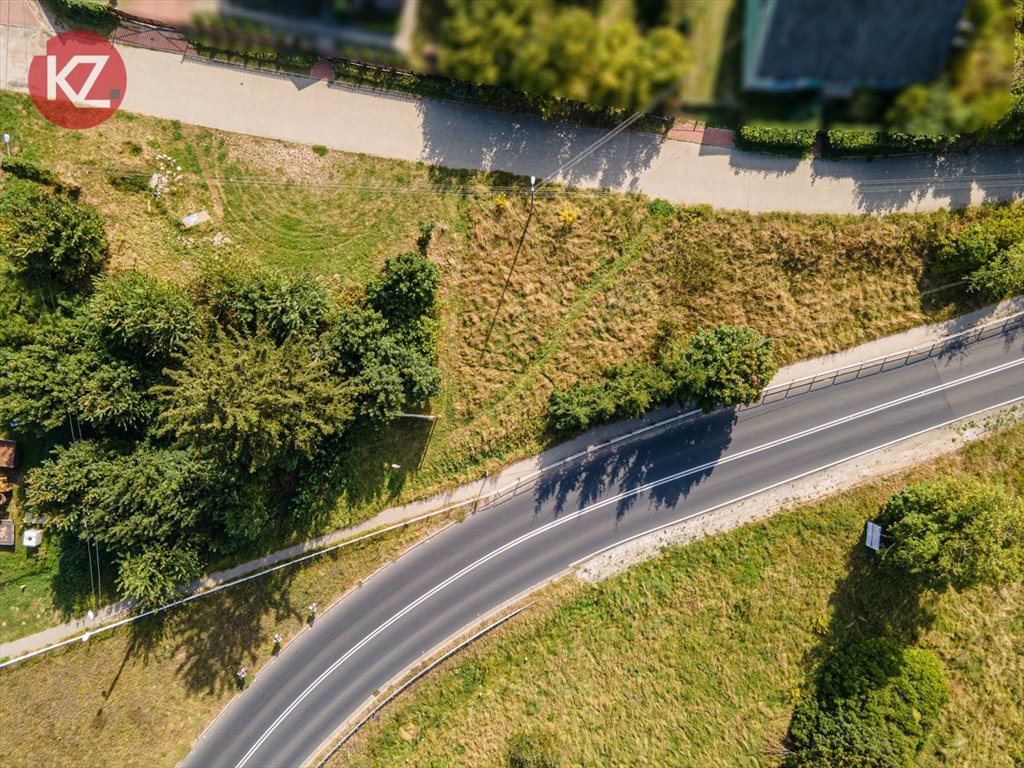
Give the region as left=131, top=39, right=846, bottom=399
left=865, top=522, right=883, bottom=551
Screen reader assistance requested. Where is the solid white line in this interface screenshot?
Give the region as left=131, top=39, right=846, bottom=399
left=234, top=356, right=1023, bottom=767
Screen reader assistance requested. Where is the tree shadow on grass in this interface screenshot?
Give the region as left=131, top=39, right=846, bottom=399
left=798, top=533, right=937, bottom=682
left=531, top=408, right=737, bottom=522
left=164, top=567, right=301, bottom=697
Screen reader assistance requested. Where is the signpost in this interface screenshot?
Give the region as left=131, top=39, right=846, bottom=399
left=865, top=522, right=883, bottom=551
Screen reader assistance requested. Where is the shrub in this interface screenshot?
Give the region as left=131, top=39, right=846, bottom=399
left=671, top=324, right=777, bottom=412
left=823, top=130, right=957, bottom=158
left=877, top=476, right=1024, bottom=590
left=968, top=243, right=1024, bottom=297
left=548, top=365, right=672, bottom=433
left=647, top=198, right=675, bottom=217
left=785, top=639, right=948, bottom=768
left=41, top=0, right=119, bottom=34
left=311, top=144, right=328, bottom=156
left=931, top=204, right=1024, bottom=274
left=367, top=250, right=440, bottom=330
left=557, top=205, right=579, bottom=227
left=107, top=171, right=152, bottom=194
left=0, top=183, right=109, bottom=288
left=116, top=544, right=202, bottom=606
left=506, top=732, right=560, bottom=768
left=736, top=125, right=817, bottom=157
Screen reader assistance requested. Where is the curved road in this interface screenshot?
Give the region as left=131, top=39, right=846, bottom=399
left=183, top=323, right=1024, bottom=768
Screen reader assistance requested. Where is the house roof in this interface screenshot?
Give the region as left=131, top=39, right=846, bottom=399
left=744, top=0, right=967, bottom=93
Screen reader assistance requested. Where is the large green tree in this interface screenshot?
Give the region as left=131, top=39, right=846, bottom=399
left=785, top=639, right=948, bottom=768
left=877, top=476, right=1024, bottom=590
left=0, top=183, right=108, bottom=288
left=155, top=328, right=357, bottom=474
left=671, top=324, right=777, bottom=412
left=436, top=0, right=688, bottom=110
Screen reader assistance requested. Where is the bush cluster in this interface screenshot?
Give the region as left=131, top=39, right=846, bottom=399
left=785, top=639, right=948, bottom=768
left=548, top=324, right=776, bottom=434
left=735, top=126, right=817, bottom=157
left=41, top=0, right=118, bottom=34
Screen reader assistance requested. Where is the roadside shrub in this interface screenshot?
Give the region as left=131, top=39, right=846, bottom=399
left=670, top=324, right=777, bottom=412
left=647, top=198, right=675, bottom=217
left=785, top=639, right=948, bottom=768
left=41, top=0, right=118, bottom=34
left=548, top=364, right=672, bottom=433
left=735, top=125, right=817, bottom=157
left=968, top=243, right=1024, bottom=297
left=932, top=204, right=1024, bottom=273
left=116, top=544, right=202, bottom=606
left=311, top=144, right=328, bottom=157
left=367, top=250, right=440, bottom=330
left=824, top=130, right=957, bottom=158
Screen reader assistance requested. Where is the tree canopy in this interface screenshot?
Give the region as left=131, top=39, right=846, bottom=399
left=877, top=476, right=1024, bottom=590
left=436, top=0, right=689, bottom=110
left=672, top=324, right=777, bottom=412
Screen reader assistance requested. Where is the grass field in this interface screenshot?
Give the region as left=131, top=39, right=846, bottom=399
left=0, top=509, right=460, bottom=768
left=333, top=424, right=1024, bottom=767
left=0, top=90, right=1006, bottom=644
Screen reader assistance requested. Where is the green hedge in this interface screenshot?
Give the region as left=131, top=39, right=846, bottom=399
left=735, top=125, right=817, bottom=157
left=823, top=129, right=957, bottom=158
left=41, top=0, right=118, bottom=34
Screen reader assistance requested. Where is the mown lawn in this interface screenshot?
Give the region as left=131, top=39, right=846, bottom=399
left=0, top=90, right=1006, bottom=643
left=0, top=509, right=459, bottom=768
left=334, top=424, right=1024, bottom=767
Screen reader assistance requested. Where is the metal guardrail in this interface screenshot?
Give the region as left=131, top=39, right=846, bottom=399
left=758, top=310, right=1024, bottom=405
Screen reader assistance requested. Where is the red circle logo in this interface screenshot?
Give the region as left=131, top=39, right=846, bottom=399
left=28, top=31, right=127, bottom=130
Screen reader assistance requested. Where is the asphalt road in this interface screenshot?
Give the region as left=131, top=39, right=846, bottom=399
left=183, top=325, right=1023, bottom=768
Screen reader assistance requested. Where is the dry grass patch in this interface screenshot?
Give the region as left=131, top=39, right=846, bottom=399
left=335, top=425, right=1024, bottom=767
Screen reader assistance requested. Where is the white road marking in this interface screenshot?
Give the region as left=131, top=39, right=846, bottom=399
left=235, top=357, right=1023, bottom=768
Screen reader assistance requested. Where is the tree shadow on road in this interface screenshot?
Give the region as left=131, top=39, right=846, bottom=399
left=531, top=408, right=737, bottom=523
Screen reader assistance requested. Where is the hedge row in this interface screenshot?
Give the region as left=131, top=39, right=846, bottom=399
left=735, top=125, right=817, bottom=157
left=41, top=0, right=118, bottom=34
left=823, top=129, right=957, bottom=158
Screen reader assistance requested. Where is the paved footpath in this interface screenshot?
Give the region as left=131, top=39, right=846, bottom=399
left=1, top=14, right=1023, bottom=214
left=3, top=296, right=1021, bottom=661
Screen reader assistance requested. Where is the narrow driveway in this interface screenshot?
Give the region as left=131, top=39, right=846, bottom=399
left=1, top=19, right=1023, bottom=214
left=182, top=322, right=1023, bottom=768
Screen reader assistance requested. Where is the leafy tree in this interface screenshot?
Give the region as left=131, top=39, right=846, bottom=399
left=0, top=183, right=108, bottom=288
left=116, top=544, right=202, bottom=606
left=506, top=732, right=560, bottom=768
left=672, top=324, right=777, bottom=412
left=355, top=336, right=443, bottom=422
left=785, top=639, right=948, bottom=768
left=968, top=243, right=1024, bottom=297
left=877, top=477, right=1024, bottom=590
left=0, top=312, right=152, bottom=435
left=23, top=440, right=114, bottom=529
left=86, top=270, right=202, bottom=366
left=189, top=255, right=330, bottom=342
left=366, top=250, right=440, bottom=331
left=436, top=0, right=688, bottom=110
left=316, top=304, right=390, bottom=377
left=155, top=327, right=357, bottom=474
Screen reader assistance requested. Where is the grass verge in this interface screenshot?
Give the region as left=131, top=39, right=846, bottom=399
left=333, top=424, right=1024, bottom=767
left=0, top=510, right=458, bottom=768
